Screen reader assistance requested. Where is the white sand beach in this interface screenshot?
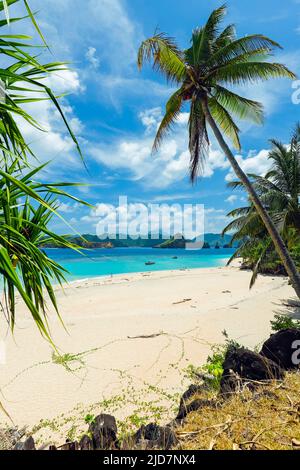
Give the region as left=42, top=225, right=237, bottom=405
left=0, top=264, right=295, bottom=443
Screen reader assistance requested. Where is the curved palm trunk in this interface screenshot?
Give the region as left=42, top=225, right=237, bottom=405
left=201, top=98, right=300, bottom=299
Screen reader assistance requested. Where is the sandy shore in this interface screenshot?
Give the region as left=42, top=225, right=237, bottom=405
left=0, top=264, right=295, bottom=443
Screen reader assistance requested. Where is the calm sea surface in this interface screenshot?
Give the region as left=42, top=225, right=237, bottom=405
left=44, top=247, right=235, bottom=282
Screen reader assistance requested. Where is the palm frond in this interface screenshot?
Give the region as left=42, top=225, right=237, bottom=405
left=208, top=96, right=241, bottom=149
left=207, top=34, right=281, bottom=70
left=213, top=61, right=296, bottom=85
left=137, top=33, right=186, bottom=83
left=187, top=4, right=227, bottom=66
left=153, top=89, right=183, bottom=152
left=213, top=85, right=264, bottom=124
left=214, top=24, right=236, bottom=49
left=249, top=238, right=273, bottom=288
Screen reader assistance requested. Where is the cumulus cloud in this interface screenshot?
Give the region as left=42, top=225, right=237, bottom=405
left=81, top=199, right=207, bottom=240
left=13, top=68, right=86, bottom=180
left=89, top=107, right=230, bottom=188
left=139, top=107, right=162, bottom=134
left=225, top=149, right=271, bottom=182
left=58, top=201, right=80, bottom=213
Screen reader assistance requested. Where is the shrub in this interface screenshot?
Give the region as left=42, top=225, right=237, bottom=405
left=270, top=313, right=300, bottom=332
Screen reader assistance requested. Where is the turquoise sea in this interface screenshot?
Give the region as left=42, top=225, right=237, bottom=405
left=45, top=247, right=235, bottom=282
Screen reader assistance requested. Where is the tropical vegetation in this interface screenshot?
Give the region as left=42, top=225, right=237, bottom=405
left=137, top=3, right=300, bottom=298
left=223, top=124, right=300, bottom=287
left=0, top=0, right=85, bottom=341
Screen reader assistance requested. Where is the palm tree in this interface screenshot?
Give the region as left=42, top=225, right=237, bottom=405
left=137, top=4, right=300, bottom=298
left=223, top=124, right=300, bottom=286
left=226, top=124, right=300, bottom=236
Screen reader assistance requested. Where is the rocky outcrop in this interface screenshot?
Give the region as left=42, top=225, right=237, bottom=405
left=220, top=347, right=285, bottom=396
left=260, top=328, right=300, bottom=370
left=88, top=414, right=118, bottom=450
left=134, top=423, right=177, bottom=450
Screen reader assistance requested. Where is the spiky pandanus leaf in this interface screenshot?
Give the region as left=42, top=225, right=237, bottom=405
left=0, top=163, right=88, bottom=339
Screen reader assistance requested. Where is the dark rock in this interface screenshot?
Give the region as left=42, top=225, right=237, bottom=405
left=220, top=370, right=243, bottom=396
left=260, top=328, right=300, bottom=370
left=88, top=414, right=118, bottom=450
left=79, top=434, right=93, bottom=450
left=59, top=441, right=79, bottom=451
left=180, top=384, right=204, bottom=403
left=220, top=347, right=284, bottom=396
left=176, top=398, right=214, bottom=420
left=134, top=423, right=177, bottom=450
left=14, top=436, right=36, bottom=450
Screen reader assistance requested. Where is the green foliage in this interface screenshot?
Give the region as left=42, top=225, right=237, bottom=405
left=138, top=4, right=295, bottom=182
left=52, top=352, right=85, bottom=372
left=84, top=414, right=96, bottom=425
left=270, top=313, right=300, bottom=332
left=186, top=332, right=241, bottom=390
left=0, top=2, right=87, bottom=342
left=224, top=125, right=300, bottom=287
left=202, top=333, right=241, bottom=389
left=138, top=5, right=298, bottom=295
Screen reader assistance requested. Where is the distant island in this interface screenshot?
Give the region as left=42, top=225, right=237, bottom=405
left=42, top=233, right=236, bottom=249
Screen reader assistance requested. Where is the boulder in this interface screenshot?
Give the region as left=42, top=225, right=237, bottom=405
left=60, top=441, right=79, bottom=451
left=220, top=347, right=284, bottom=396
left=176, top=398, right=215, bottom=420
left=88, top=414, right=118, bottom=450
left=14, top=436, right=36, bottom=450
left=79, top=434, right=93, bottom=450
left=260, top=328, right=300, bottom=370
left=134, top=423, right=177, bottom=450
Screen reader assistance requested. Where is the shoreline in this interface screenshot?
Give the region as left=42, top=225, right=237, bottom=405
left=54, top=257, right=234, bottom=291
left=0, top=264, right=294, bottom=444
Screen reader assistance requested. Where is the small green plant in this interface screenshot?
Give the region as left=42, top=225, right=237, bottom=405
left=202, top=344, right=227, bottom=389
left=84, top=414, right=96, bottom=425
left=270, top=313, right=300, bottom=332
left=52, top=352, right=85, bottom=372
left=186, top=331, right=242, bottom=390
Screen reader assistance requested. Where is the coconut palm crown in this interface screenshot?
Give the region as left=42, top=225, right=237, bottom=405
left=138, top=4, right=295, bottom=181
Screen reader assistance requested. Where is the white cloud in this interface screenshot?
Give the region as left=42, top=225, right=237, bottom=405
left=19, top=0, right=140, bottom=71
left=225, top=149, right=271, bottom=182
left=85, top=47, right=100, bottom=69
left=89, top=107, right=230, bottom=188
left=12, top=69, right=86, bottom=180
left=226, top=195, right=238, bottom=204
left=82, top=200, right=207, bottom=238
left=204, top=207, right=228, bottom=233
left=139, top=107, right=162, bottom=134
left=58, top=201, right=80, bottom=213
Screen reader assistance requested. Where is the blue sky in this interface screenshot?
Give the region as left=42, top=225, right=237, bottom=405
left=9, top=0, right=300, bottom=234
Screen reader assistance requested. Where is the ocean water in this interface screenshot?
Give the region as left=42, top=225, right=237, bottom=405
left=44, top=247, right=235, bottom=282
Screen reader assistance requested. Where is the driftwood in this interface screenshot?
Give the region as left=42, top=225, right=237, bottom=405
left=127, top=332, right=164, bottom=340
left=172, top=298, right=192, bottom=305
